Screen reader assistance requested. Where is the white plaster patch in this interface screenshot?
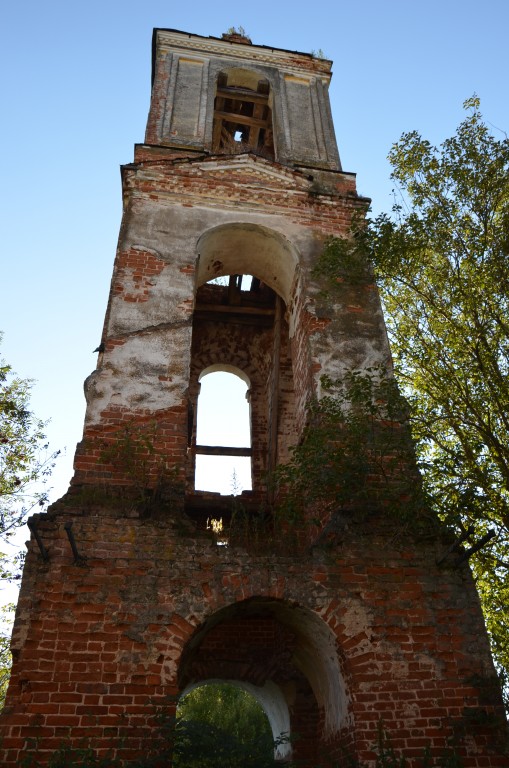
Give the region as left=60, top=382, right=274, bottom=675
left=237, top=680, right=292, bottom=760
left=84, top=329, right=192, bottom=424
left=341, top=602, right=372, bottom=638
left=273, top=604, right=349, bottom=737
left=109, top=264, right=194, bottom=336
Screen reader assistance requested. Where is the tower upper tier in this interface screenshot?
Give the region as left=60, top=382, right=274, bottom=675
left=145, top=28, right=342, bottom=171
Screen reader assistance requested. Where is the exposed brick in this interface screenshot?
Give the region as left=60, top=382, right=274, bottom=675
left=1, top=27, right=507, bottom=768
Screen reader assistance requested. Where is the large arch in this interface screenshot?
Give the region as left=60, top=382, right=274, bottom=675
left=196, top=223, right=299, bottom=308
left=177, top=597, right=351, bottom=747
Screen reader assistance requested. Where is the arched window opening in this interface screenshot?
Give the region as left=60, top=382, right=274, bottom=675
left=189, top=253, right=300, bottom=501
left=195, top=370, right=252, bottom=495
left=212, top=69, right=274, bottom=159
left=175, top=681, right=285, bottom=765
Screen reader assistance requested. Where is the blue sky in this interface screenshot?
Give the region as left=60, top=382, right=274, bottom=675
left=1, top=0, right=508, bottom=509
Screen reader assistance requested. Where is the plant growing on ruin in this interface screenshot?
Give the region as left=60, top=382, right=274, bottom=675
left=20, top=741, right=116, bottom=768
left=272, top=368, right=424, bottom=542
left=98, top=421, right=184, bottom=513
left=19, top=714, right=465, bottom=768
left=310, top=48, right=328, bottom=60
left=224, top=26, right=249, bottom=38
left=317, top=98, right=509, bottom=706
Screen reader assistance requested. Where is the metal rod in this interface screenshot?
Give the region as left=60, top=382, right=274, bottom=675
left=64, top=522, right=83, bottom=563
left=27, top=519, right=49, bottom=561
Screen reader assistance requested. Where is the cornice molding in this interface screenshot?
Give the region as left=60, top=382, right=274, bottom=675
left=155, top=29, right=332, bottom=83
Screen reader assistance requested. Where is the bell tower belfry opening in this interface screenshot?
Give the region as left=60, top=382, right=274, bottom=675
left=1, top=28, right=507, bottom=767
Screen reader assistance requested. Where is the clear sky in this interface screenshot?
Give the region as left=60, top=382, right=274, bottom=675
left=1, top=0, right=508, bottom=511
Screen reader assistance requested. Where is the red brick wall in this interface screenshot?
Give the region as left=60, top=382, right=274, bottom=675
left=1, top=508, right=507, bottom=765
left=2, top=69, right=507, bottom=767
left=71, top=154, right=367, bottom=495
left=73, top=403, right=189, bottom=494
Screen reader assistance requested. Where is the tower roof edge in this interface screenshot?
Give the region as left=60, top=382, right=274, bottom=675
left=151, top=27, right=333, bottom=86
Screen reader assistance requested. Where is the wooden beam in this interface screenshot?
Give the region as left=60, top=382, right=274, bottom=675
left=194, top=303, right=275, bottom=316
left=216, top=87, right=269, bottom=105
left=214, top=111, right=269, bottom=129
left=195, top=445, right=252, bottom=457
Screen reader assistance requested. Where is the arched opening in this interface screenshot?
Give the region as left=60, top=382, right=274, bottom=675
left=212, top=68, right=274, bottom=159
left=186, top=224, right=313, bottom=514
left=175, top=680, right=280, bottom=765
left=196, top=224, right=297, bottom=304
left=178, top=598, right=352, bottom=764
left=194, top=368, right=252, bottom=495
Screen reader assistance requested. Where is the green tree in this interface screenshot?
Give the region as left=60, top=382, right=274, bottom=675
left=0, top=337, right=58, bottom=709
left=174, top=683, right=276, bottom=767
left=1, top=340, right=57, bottom=545
left=0, top=603, right=14, bottom=709
left=364, top=98, right=509, bottom=702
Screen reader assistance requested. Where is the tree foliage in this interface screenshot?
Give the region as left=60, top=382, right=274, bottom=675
left=0, top=337, right=58, bottom=709
left=341, top=98, right=509, bottom=702
left=273, top=368, right=421, bottom=535
left=174, top=683, right=275, bottom=767
left=0, top=603, right=14, bottom=709
left=0, top=340, right=58, bottom=552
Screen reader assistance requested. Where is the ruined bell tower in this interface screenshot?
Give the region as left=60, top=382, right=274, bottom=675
left=1, top=28, right=507, bottom=766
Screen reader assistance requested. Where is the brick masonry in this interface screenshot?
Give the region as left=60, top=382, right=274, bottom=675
left=1, top=28, right=507, bottom=767
left=2, top=508, right=507, bottom=764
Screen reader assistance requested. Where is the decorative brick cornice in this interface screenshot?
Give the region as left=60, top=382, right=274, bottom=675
left=154, top=28, right=332, bottom=81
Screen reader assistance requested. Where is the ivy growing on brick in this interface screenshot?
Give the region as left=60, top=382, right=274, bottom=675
left=271, top=368, right=428, bottom=545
